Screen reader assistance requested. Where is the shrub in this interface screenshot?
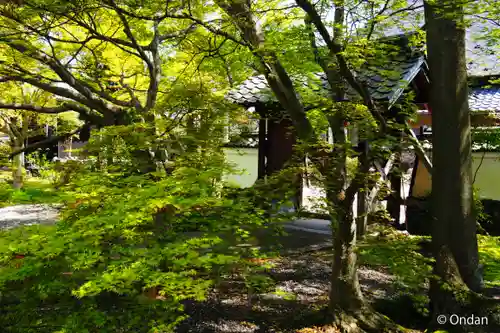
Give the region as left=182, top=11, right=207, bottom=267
left=0, top=126, right=274, bottom=332
left=52, top=159, right=86, bottom=188
left=0, top=181, right=14, bottom=206
left=0, top=141, right=11, bottom=168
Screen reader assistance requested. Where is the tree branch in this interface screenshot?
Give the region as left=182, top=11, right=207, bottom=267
left=0, top=114, right=22, bottom=139
left=0, top=74, right=108, bottom=118
left=106, top=0, right=154, bottom=71
left=217, top=0, right=316, bottom=143
left=0, top=103, right=85, bottom=114
left=105, top=0, right=167, bottom=110
left=165, top=13, right=248, bottom=47
left=405, top=122, right=433, bottom=173
left=296, top=0, right=389, bottom=131
left=145, top=20, right=162, bottom=110
left=0, top=39, right=114, bottom=114
left=367, top=153, right=396, bottom=207
left=9, top=126, right=84, bottom=158
left=297, top=0, right=433, bottom=173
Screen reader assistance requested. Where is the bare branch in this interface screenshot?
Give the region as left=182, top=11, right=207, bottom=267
left=166, top=13, right=247, bottom=47
left=9, top=125, right=84, bottom=158
left=0, top=102, right=85, bottom=114
left=0, top=74, right=106, bottom=114
left=106, top=0, right=153, bottom=70
left=216, top=0, right=316, bottom=144
left=296, top=0, right=388, bottom=130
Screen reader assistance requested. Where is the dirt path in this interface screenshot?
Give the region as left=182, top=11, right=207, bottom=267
left=0, top=204, right=60, bottom=230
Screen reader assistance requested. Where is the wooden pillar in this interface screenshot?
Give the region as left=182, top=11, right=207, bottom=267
left=266, top=117, right=301, bottom=210
left=386, top=139, right=407, bottom=228
left=266, top=118, right=295, bottom=175
left=356, top=140, right=369, bottom=237
left=408, top=156, right=419, bottom=198
left=387, top=167, right=402, bottom=226
left=257, top=117, right=267, bottom=179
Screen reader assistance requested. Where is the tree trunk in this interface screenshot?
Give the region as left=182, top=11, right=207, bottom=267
left=422, top=4, right=500, bottom=331
left=215, top=1, right=406, bottom=331
left=12, top=140, right=24, bottom=190
left=325, top=112, right=365, bottom=313
left=324, top=123, right=399, bottom=332
left=327, top=189, right=406, bottom=333
left=425, top=0, right=482, bottom=294
left=328, top=190, right=364, bottom=312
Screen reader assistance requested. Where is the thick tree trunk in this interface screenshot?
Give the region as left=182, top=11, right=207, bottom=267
left=423, top=4, right=500, bottom=331
left=425, top=0, right=482, bottom=294
left=324, top=126, right=400, bottom=332
left=328, top=191, right=407, bottom=333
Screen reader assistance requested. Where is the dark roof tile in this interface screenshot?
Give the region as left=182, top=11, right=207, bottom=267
left=227, top=49, right=426, bottom=106
left=374, top=1, right=500, bottom=76
left=469, top=86, right=500, bottom=112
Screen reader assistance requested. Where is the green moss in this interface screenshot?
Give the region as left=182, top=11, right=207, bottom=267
left=358, top=225, right=434, bottom=291
left=478, top=235, right=500, bottom=287
left=358, top=226, right=500, bottom=289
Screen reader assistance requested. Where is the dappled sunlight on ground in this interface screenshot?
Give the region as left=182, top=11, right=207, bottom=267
left=177, top=230, right=426, bottom=333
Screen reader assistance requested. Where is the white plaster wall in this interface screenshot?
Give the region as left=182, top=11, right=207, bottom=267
left=204, top=147, right=500, bottom=213
left=301, top=164, right=413, bottom=223
left=412, top=152, right=500, bottom=201
left=472, top=152, right=500, bottom=200
left=223, top=148, right=259, bottom=188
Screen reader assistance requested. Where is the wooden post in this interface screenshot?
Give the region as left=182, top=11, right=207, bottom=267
left=257, top=117, right=267, bottom=179
left=387, top=154, right=402, bottom=226
left=356, top=140, right=369, bottom=238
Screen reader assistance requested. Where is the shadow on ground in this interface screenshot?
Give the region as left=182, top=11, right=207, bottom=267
left=176, top=229, right=428, bottom=333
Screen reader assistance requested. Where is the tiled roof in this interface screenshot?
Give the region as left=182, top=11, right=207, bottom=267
left=373, top=1, right=500, bottom=76
left=469, top=87, right=500, bottom=112
left=227, top=1, right=500, bottom=111
left=466, top=22, right=500, bottom=77
left=226, top=52, right=425, bottom=107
